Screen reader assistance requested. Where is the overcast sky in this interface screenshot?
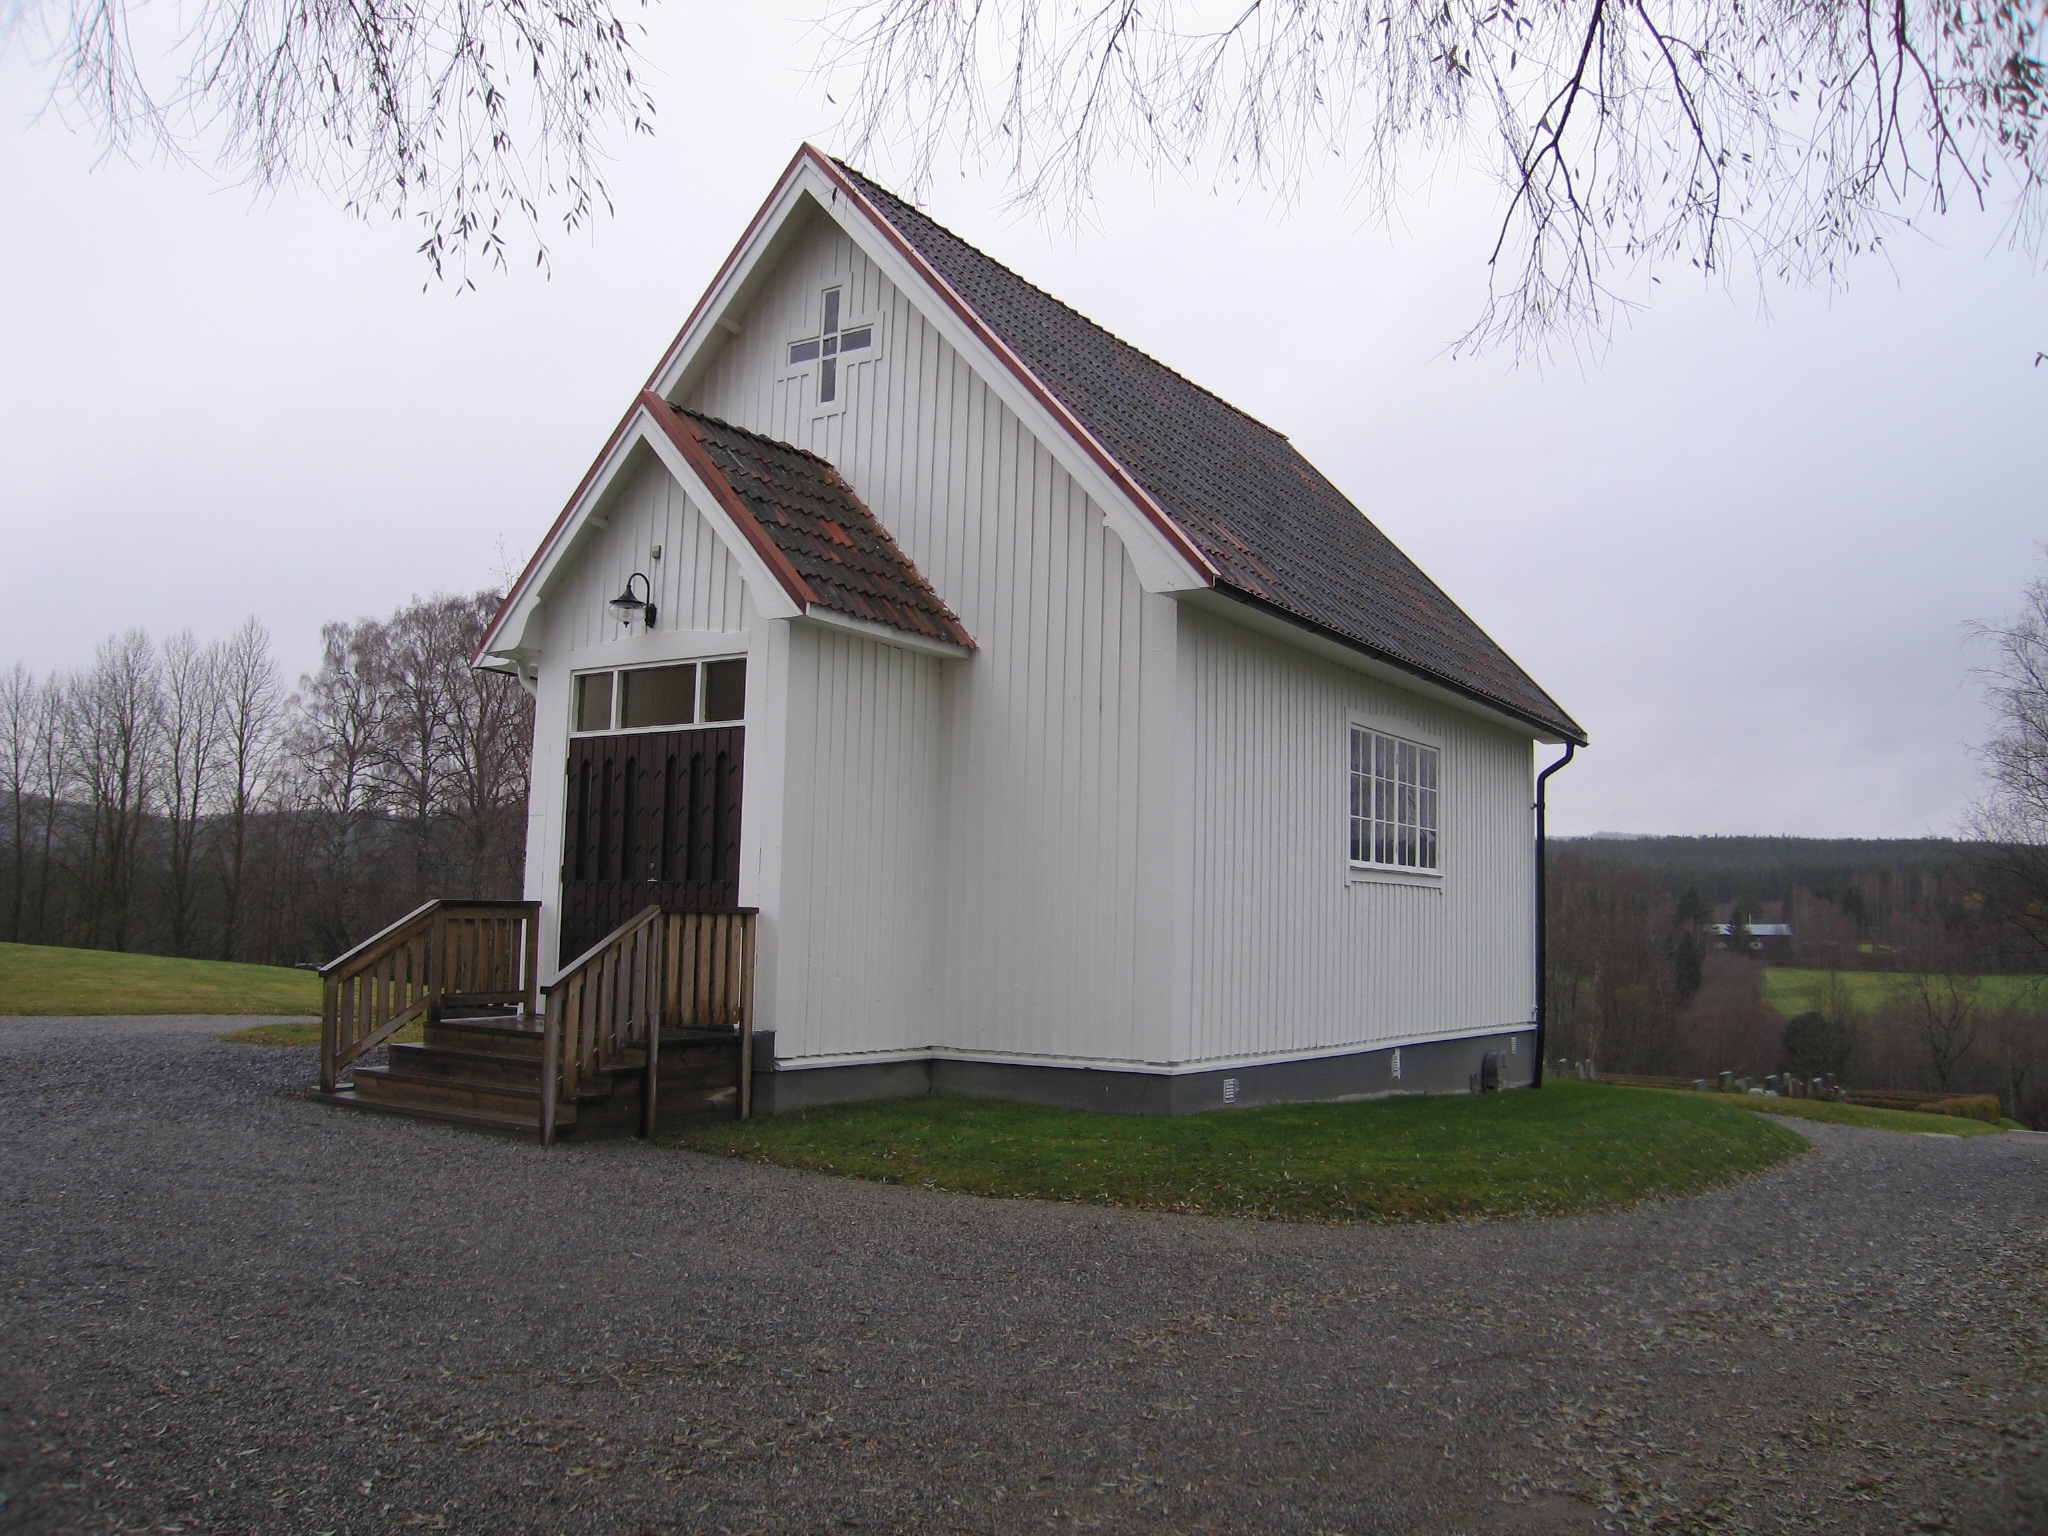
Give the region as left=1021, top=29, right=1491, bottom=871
left=2, top=5, right=2042, bottom=839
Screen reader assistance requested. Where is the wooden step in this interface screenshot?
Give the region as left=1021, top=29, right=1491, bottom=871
left=424, top=1018, right=546, bottom=1058
left=319, top=1024, right=745, bottom=1143
left=659, top=1028, right=741, bottom=1056
left=308, top=1089, right=548, bottom=1140
left=349, top=1066, right=557, bottom=1122
left=309, top=1089, right=631, bottom=1142
left=386, top=1042, right=548, bottom=1089
left=352, top=1055, right=632, bottom=1110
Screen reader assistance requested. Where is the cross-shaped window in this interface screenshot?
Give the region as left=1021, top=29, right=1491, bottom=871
left=786, top=287, right=873, bottom=405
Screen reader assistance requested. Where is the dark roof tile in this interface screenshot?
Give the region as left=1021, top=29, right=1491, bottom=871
left=836, top=162, right=1582, bottom=741
left=675, top=407, right=974, bottom=649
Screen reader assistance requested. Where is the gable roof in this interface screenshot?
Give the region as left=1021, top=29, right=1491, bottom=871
left=829, top=161, right=1583, bottom=744
left=484, top=147, right=1581, bottom=742
left=659, top=404, right=974, bottom=649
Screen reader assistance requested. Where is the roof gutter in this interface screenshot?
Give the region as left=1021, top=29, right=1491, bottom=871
left=1531, top=742, right=1578, bottom=1089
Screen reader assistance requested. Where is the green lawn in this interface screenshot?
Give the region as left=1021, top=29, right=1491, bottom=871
left=219, top=1021, right=323, bottom=1045
left=1687, top=1090, right=2006, bottom=1138
left=1762, top=966, right=2046, bottom=1016
left=217, top=1018, right=424, bottom=1047
left=674, top=1080, right=1807, bottom=1223
left=0, top=941, right=320, bottom=1017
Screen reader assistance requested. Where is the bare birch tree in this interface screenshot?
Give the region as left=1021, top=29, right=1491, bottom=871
left=0, top=665, right=51, bottom=942
left=821, top=0, right=2048, bottom=350
left=1968, top=564, right=2048, bottom=957
left=26, top=669, right=68, bottom=944
left=3, top=0, right=655, bottom=280
left=1984, top=991, right=2048, bottom=1123
left=370, top=598, right=463, bottom=902
left=212, top=618, right=285, bottom=960
left=294, top=618, right=391, bottom=954
left=1885, top=967, right=1985, bottom=1089
left=6, top=596, right=524, bottom=961
left=155, top=631, right=223, bottom=955
left=435, top=591, right=534, bottom=895
left=66, top=631, right=159, bottom=950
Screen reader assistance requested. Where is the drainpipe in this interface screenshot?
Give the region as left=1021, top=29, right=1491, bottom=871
left=1532, top=742, right=1577, bottom=1088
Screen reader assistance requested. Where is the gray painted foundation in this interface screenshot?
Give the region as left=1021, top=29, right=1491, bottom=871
left=746, top=1028, right=1538, bottom=1117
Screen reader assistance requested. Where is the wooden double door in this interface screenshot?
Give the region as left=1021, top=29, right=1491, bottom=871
left=559, top=727, right=744, bottom=963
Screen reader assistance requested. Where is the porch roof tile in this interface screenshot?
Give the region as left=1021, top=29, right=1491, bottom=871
left=669, top=405, right=975, bottom=649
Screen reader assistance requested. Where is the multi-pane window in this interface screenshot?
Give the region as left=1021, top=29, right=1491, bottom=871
left=572, top=659, right=746, bottom=733
left=786, top=287, right=874, bottom=404
left=1349, top=727, right=1440, bottom=871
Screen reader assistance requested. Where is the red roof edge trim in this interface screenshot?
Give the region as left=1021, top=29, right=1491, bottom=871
left=801, top=147, right=1219, bottom=588
left=638, top=392, right=822, bottom=610
left=640, top=147, right=815, bottom=395
left=473, top=395, right=652, bottom=665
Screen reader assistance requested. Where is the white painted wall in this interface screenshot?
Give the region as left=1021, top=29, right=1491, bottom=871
left=1175, top=605, right=1537, bottom=1065
left=545, top=442, right=753, bottom=650
left=517, top=200, right=1539, bottom=1075
left=686, top=209, right=1178, bottom=1070
left=770, top=625, right=951, bottom=1060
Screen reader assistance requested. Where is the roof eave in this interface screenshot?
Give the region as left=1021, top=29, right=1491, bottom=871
left=1195, top=584, right=1587, bottom=746
left=476, top=395, right=826, bottom=665
left=474, top=398, right=660, bottom=663
left=800, top=604, right=976, bottom=658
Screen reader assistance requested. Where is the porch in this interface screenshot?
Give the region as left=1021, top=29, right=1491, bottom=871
left=311, top=899, right=756, bottom=1142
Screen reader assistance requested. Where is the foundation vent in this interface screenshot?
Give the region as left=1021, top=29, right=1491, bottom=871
left=1221, top=1077, right=1240, bottom=1105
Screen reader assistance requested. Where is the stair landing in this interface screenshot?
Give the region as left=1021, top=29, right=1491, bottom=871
left=312, top=1014, right=742, bottom=1141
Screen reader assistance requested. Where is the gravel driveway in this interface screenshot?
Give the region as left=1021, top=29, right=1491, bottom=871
left=3, top=1015, right=2045, bottom=1536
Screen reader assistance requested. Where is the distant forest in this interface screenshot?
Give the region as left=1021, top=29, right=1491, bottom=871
left=1554, top=834, right=1998, bottom=967
left=1558, top=833, right=1968, bottom=907
left=0, top=594, right=530, bottom=971
left=1544, top=834, right=2048, bottom=1124
left=8, top=602, right=2048, bottom=1123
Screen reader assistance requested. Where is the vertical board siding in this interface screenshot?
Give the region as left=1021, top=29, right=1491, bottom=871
left=1180, top=607, right=1535, bottom=1064
left=771, top=628, right=948, bottom=1059
left=689, top=211, right=1161, bottom=1066
left=555, top=453, right=753, bottom=653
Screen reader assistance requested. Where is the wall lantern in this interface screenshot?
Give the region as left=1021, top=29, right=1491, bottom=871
left=607, top=572, right=658, bottom=629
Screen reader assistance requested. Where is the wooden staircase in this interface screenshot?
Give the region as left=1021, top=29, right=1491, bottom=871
left=310, top=901, right=755, bottom=1143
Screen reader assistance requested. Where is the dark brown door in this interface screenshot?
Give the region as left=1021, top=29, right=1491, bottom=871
left=559, top=727, right=743, bottom=963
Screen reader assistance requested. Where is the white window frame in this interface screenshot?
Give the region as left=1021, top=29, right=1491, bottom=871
left=1347, top=717, right=1444, bottom=884
left=569, top=656, right=747, bottom=737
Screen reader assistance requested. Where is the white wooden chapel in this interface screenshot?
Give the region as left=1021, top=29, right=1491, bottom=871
left=476, top=146, right=1586, bottom=1114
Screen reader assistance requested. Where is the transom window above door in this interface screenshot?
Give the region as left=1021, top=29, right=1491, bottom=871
left=573, top=658, right=746, bottom=734
left=786, top=286, right=874, bottom=405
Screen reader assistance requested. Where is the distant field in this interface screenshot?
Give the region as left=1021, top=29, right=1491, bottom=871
left=1762, top=967, right=2046, bottom=1016
left=0, top=942, right=320, bottom=1016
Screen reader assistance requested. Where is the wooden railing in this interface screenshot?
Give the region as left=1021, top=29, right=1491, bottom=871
left=541, top=907, right=757, bottom=1144
left=318, top=899, right=541, bottom=1092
